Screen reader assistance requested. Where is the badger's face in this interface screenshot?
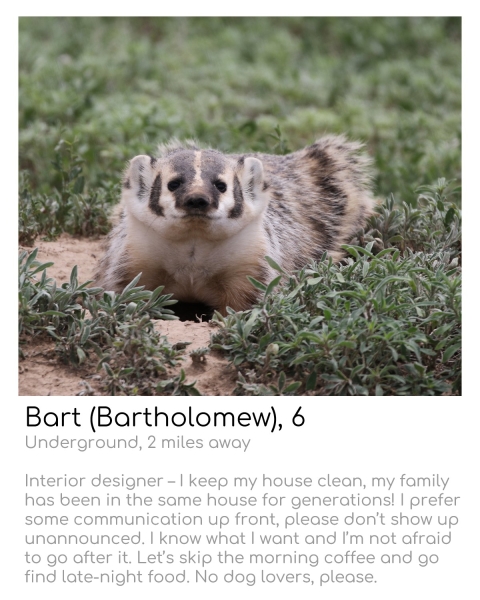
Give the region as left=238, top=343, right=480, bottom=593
left=122, top=149, right=269, bottom=241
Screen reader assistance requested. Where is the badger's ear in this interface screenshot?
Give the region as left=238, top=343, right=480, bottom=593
left=123, top=155, right=155, bottom=201
left=237, top=156, right=264, bottom=200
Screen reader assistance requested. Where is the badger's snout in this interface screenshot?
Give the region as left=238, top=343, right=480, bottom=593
left=183, top=194, right=210, bottom=211
left=176, top=190, right=218, bottom=215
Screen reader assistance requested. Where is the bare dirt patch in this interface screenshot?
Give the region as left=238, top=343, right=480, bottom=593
left=156, top=320, right=237, bottom=396
left=19, top=235, right=235, bottom=396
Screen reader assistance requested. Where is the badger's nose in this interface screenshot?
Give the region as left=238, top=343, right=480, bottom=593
left=184, top=195, right=210, bottom=211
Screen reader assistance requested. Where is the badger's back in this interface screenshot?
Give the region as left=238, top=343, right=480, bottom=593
left=245, top=135, right=374, bottom=270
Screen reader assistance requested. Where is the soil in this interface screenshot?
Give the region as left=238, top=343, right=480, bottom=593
left=18, top=235, right=236, bottom=396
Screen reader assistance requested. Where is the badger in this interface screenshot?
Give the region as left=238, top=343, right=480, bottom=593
left=95, top=136, right=374, bottom=315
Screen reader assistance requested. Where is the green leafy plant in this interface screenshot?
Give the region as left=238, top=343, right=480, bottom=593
left=20, top=18, right=460, bottom=203
left=19, top=138, right=115, bottom=245
left=212, top=186, right=461, bottom=396
left=190, top=347, right=210, bottom=364
left=19, top=249, right=201, bottom=395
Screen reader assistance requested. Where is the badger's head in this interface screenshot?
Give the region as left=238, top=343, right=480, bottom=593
left=121, top=144, right=269, bottom=241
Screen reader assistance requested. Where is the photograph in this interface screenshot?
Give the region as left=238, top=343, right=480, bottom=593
left=18, top=17, right=461, bottom=396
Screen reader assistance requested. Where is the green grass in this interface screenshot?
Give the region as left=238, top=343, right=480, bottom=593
left=18, top=17, right=461, bottom=395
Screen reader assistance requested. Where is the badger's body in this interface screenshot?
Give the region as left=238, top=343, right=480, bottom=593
left=96, top=136, right=374, bottom=314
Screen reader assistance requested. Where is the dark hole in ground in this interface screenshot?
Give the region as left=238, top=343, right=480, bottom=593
left=171, top=301, right=214, bottom=322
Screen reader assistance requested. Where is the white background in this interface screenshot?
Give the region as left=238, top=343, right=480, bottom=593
left=6, top=3, right=479, bottom=599
left=5, top=398, right=478, bottom=599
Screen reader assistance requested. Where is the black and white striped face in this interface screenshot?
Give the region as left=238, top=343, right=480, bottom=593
left=121, top=149, right=268, bottom=241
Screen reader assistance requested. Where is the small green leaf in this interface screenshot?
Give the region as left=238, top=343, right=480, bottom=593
left=443, top=343, right=461, bottom=362
left=31, top=262, right=54, bottom=275
left=284, top=381, right=302, bottom=394
left=121, top=273, right=142, bottom=296
left=341, top=245, right=360, bottom=258
left=306, top=371, right=317, bottom=391
left=296, top=332, right=322, bottom=344
left=247, top=276, right=267, bottom=291
left=103, top=362, right=114, bottom=376
left=444, top=207, right=455, bottom=228
left=124, top=302, right=138, bottom=317
left=265, top=255, right=286, bottom=274
left=73, top=175, right=85, bottom=194
left=119, top=367, right=135, bottom=376
left=388, top=234, right=404, bottom=243
left=76, top=347, right=86, bottom=364
left=265, top=275, right=282, bottom=297
left=80, top=324, right=91, bottom=345
left=69, top=265, right=78, bottom=287
left=188, top=387, right=202, bottom=396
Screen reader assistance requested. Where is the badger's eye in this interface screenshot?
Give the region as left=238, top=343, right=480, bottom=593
left=167, top=179, right=182, bottom=192
left=214, top=180, right=227, bottom=193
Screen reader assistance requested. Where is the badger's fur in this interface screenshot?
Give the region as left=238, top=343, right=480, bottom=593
left=95, top=136, right=374, bottom=315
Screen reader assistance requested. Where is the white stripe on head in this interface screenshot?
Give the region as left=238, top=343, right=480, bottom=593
left=193, top=151, right=203, bottom=185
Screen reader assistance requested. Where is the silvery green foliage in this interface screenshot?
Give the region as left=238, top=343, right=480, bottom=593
left=212, top=182, right=461, bottom=396
left=19, top=251, right=200, bottom=395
